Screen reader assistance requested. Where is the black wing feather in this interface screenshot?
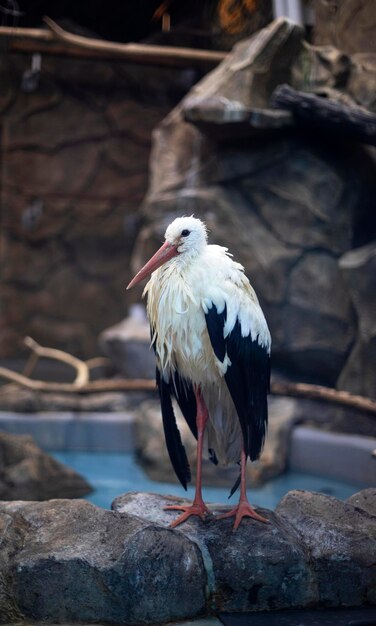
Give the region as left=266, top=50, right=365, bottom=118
left=156, top=368, right=191, bottom=490
left=205, top=303, right=227, bottom=361
left=171, top=371, right=197, bottom=439
left=205, top=303, right=270, bottom=463
left=225, top=319, right=269, bottom=461
left=151, top=327, right=197, bottom=436
left=153, top=329, right=198, bottom=486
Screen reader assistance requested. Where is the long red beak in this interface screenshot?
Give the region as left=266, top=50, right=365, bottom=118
left=126, top=240, right=179, bottom=290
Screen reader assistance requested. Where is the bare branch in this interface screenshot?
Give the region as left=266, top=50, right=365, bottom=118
left=0, top=369, right=155, bottom=392
left=22, top=350, right=39, bottom=378
left=270, top=381, right=376, bottom=416
left=24, top=336, right=89, bottom=386
left=0, top=366, right=50, bottom=390
left=0, top=19, right=226, bottom=68
left=0, top=365, right=374, bottom=415
left=0, top=337, right=374, bottom=414
left=0, top=25, right=51, bottom=40
left=85, top=357, right=112, bottom=371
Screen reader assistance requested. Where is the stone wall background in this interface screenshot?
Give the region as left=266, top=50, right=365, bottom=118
left=0, top=53, right=193, bottom=359
left=314, top=0, right=376, bottom=54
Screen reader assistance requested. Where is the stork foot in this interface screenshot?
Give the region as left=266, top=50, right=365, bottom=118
left=164, top=502, right=211, bottom=528
left=216, top=500, right=269, bottom=530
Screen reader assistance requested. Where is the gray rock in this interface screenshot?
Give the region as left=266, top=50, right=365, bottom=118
left=183, top=96, right=293, bottom=135
left=338, top=242, right=376, bottom=398
left=0, top=431, right=92, bottom=500
left=292, top=44, right=352, bottom=93
left=282, top=252, right=356, bottom=382
left=187, top=18, right=303, bottom=111
left=1, top=498, right=206, bottom=624
left=314, top=0, right=376, bottom=55
left=114, top=489, right=376, bottom=612
left=348, top=53, right=376, bottom=111
left=347, top=488, right=376, bottom=517
left=0, top=490, right=374, bottom=623
left=0, top=506, right=25, bottom=623
left=113, top=492, right=315, bottom=613
left=275, top=490, right=376, bottom=605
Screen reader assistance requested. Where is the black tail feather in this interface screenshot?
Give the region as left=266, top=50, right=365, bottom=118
left=156, top=368, right=191, bottom=490
left=228, top=472, right=241, bottom=499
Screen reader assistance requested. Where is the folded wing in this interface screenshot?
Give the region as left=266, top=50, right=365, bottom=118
left=205, top=302, right=270, bottom=462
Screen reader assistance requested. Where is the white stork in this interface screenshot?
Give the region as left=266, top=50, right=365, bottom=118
left=127, top=216, right=271, bottom=529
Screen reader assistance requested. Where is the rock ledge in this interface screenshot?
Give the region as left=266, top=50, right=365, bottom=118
left=0, top=488, right=374, bottom=623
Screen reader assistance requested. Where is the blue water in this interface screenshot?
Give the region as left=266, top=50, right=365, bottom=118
left=52, top=451, right=365, bottom=510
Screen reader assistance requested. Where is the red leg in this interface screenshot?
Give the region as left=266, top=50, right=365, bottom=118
left=164, top=386, right=211, bottom=527
left=216, top=449, right=269, bottom=530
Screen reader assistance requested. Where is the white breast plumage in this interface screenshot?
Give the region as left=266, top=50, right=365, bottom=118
left=144, top=250, right=220, bottom=384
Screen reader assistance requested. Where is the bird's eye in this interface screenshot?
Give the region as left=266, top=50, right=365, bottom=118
left=181, top=229, right=190, bottom=237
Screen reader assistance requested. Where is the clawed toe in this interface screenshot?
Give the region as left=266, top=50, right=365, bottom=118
left=164, top=502, right=211, bottom=528
left=216, top=501, right=269, bottom=530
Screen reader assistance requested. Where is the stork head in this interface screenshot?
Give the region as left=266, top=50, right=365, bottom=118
left=165, top=216, right=208, bottom=254
left=127, top=216, right=207, bottom=289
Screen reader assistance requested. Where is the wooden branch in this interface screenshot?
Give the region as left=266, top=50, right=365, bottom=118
left=0, top=26, right=51, bottom=41
left=271, top=83, right=376, bottom=147
left=0, top=19, right=226, bottom=68
left=85, top=357, right=112, bottom=371
left=0, top=336, right=374, bottom=414
left=24, top=336, right=89, bottom=386
left=0, top=369, right=156, bottom=393
left=270, top=381, right=376, bottom=416
left=22, top=350, right=39, bottom=378
left=0, top=367, right=374, bottom=415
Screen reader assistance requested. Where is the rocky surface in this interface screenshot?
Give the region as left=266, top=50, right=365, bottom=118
left=0, top=431, right=92, bottom=500
left=181, top=17, right=301, bottom=137
left=348, top=54, right=376, bottom=111
left=338, top=242, right=376, bottom=399
left=314, top=0, right=376, bottom=55
left=0, top=489, right=373, bottom=623
left=0, top=498, right=206, bottom=624
left=276, top=490, right=376, bottom=605
left=113, top=489, right=376, bottom=612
